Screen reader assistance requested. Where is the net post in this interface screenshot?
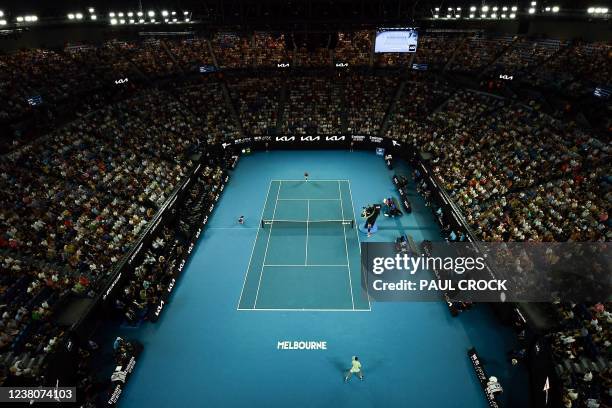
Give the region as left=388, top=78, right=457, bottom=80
left=261, top=219, right=264, bottom=228
left=351, top=220, right=354, bottom=229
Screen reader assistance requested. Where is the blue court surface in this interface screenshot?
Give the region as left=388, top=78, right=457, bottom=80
left=117, top=150, right=528, bottom=408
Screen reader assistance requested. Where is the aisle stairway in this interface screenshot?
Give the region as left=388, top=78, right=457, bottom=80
left=337, top=78, right=349, bottom=134
left=220, top=82, right=246, bottom=138
left=160, top=40, right=185, bottom=76
left=275, top=81, right=289, bottom=134
left=378, top=81, right=407, bottom=137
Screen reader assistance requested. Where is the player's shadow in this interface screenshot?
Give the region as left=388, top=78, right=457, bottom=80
left=328, top=357, right=347, bottom=378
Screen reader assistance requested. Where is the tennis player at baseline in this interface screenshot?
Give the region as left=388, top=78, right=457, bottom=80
left=344, top=356, right=364, bottom=382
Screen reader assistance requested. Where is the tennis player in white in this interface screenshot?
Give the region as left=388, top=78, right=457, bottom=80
left=344, top=356, right=364, bottom=382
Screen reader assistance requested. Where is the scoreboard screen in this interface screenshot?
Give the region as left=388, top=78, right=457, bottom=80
left=375, top=28, right=418, bottom=53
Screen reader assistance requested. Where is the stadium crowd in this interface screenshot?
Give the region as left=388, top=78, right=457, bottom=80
left=282, top=77, right=343, bottom=135
left=116, top=164, right=225, bottom=324
left=448, top=34, right=514, bottom=73
left=399, top=89, right=610, bottom=243
left=412, top=34, right=464, bottom=70
left=552, top=302, right=612, bottom=408
left=227, top=76, right=280, bottom=135
left=345, top=75, right=397, bottom=135
left=0, top=83, right=233, bottom=385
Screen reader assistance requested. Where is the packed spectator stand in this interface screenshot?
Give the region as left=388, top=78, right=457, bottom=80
left=0, top=29, right=609, bottom=406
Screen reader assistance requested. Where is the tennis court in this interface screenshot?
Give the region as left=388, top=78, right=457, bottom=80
left=238, top=179, right=370, bottom=311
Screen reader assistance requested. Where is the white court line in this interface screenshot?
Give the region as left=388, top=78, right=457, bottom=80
left=262, top=219, right=350, bottom=223
left=236, top=181, right=273, bottom=310
left=305, top=199, right=309, bottom=266
left=264, top=264, right=349, bottom=267
left=271, top=179, right=350, bottom=182
left=339, top=181, right=355, bottom=310
left=238, top=308, right=372, bottom=312
left=277, top=198, right=340, bottom=201
left=253, top=181, right=282, bottom=309
left=209, top=227, right=259, bottom=230
left=347, top=180, right=372, bottom=311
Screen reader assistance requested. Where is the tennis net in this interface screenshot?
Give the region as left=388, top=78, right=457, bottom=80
left=260, top=219, right=354, bottom=229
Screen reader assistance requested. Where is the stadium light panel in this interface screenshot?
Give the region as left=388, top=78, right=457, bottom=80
left=139, top=18, right=145, bottom=23
left=16, top=16, right=24, bottom=22
left=434, top=14, right=439, bottom=18
left=110, top=18, right=117, bottom=25
left=0, top=19, right=6, bottom=25
left=109, top=12, right=115, bottom=17
left=137, top=11, right=143, bottom=17
left=118, top=12, right=124, bottom=17
left=482, top=5, right=489, bottom=12
left=88, top=8, right=95, bottom=13
left=0, top=10, right=4, bottom=17
left=602, top=7, right=609, bottom=13
left=531, top=1, right=537, bottom=5
left=148, top=10, right=155, bottom=17
left=457, top=7, right=462, bottom=11
left=448, top=7, right=453, bottom=11
left=435, top=7, right=439, bottom=11
left=528, top=7, right=536, bottom=13
left=501, top=13, right=506, bottom=18
left=184, top=17, right=190, bottom=22
left=172, top=17, right=178, bottom=22
left=455, top=13, right=461, bottom=18
left=510, top=12, right=516, bottom=18
left=127, top=12, right=134, bottom=17
left=512, top=6, right=517, bottom=11
left=469, top=13, right=475, bottom=17
left=502, top=6, right=508, bottom=11
left=32, top=15, right=38, bottom=21
left=150, top=18, right=156, bottom=22
left=491, top=12, right=497, bottom=17
left=68, top=13, right=75, bottom=20
left=172, top=11, right=176, bottom=15
left=162, top=10, right=169, bottom=16
left=552, top=6, right=559, bottom=12
left=446, top=13, right=451, bottom=18
left=91, top=15, right=97, bottom=20
left=545, top=7, right=551, bottom=11
left=119, top=19, right=125, bottom=24
left=493, top=6, right=498, bottom=11
left=184, top=11, right=189, bottom=15
left=481, top=13, right=487, bottom=17
left=76, top=13, right=83, bottom=19
left=470, top=6, right=477, bottom=11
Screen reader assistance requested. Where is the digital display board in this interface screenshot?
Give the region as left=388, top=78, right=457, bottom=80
left=375, top=28, right=418, bottom=53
